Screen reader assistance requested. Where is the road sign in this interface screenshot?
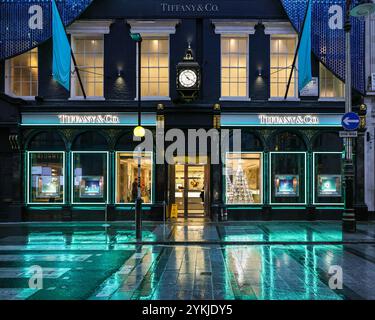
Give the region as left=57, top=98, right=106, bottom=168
left=342, top=112, right=360, bottom=131
left=339, top=131, right=358, bottom=138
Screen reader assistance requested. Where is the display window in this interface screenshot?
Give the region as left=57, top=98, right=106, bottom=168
left=313, top=152, right=343, bottom=205
left=270, top=152, right=306, bottom=205
left=28, top=152, right=65, bottom=204
left=115, top=152, right=153, bottom=204
left=72, top=152, right=108, bottom=204
left=225, top=153, right=263, bottom=205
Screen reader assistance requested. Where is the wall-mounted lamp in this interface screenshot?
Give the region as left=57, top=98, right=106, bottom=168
left=258, top=68, right=262, bottom=77
left=117, top=69, right=123, bottom=78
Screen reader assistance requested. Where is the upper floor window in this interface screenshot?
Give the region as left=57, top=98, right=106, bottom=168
left=140, top=38, right=169, bottom=98
left=270, top=37, right=297, bottom=99
left=6, top=48, right=38, bottom=98
left=319, top=63, right=344, bottom=99
left=71, top=36, right=104, bottom=98
left=221, top=36, right=248, bottom=99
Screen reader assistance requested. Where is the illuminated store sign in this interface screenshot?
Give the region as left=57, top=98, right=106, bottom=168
left=258, top=114, right=319, bottom=126
left=58, top=114, right=120, bottom=125
left=21, top=112, right=157, bottom=126
left=222, top=113, right=342, bottom=127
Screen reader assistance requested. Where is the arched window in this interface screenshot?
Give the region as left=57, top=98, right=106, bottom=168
left=313, top=132, right=343, bottom=152
left=313, top=132, right=343, bottom=205
left=116, top=130, right=142, bottom=151
left=269, top=131, right=306, bottom=152
left=27, top=131, right=66, bottom=204
left=269, top=131, right=306, bottom=205
left=71, top=131, right=109, bottom=204
left=241, top=131, right=264, bottom=152
left=225, top=131, right=264, bottom=205
left=28, top=131, right=65, bottom=151
left=72, top=131, right=108, bottom=151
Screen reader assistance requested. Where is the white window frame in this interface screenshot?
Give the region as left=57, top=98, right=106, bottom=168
left=269, top=152, right=307, bottom=206
left=269, top=35, right=299, bottom=101
left=219, top=35, right=250, bottom=101
left=312, top=152, right=344, bottom=206
left=224, top=152, right=264, bottom=205
left=67, top=20, right=112, bottom=101
left=5, top=49, right=38, bottom=100
left=213, top=20, right=256, bottom=101
left=128, top=20, right=180, bottom=101
left=71, top=151, right=109, bottom=205
left=136, top=36, right=171, bottom=101
left=264, top=22, right=299, bottom=101
left=26, top=151, right=66, bottom=205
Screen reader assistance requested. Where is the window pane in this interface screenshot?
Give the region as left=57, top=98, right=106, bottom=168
left=116, top=152, right=153, bottom=204
left=140, top=38, right=169, bottom=97
left=221, top=82, right=229, bottom=97
left=29, top=153, right=64, bottom=204
left=221, top=36, right=248, bottom=98
left=319, top=63, right=344, bottom=98
left=314, top=153, right=343, bottom=204
left=225, top=153, right=263, bottom=204
left=270, top=37, right=297, bottom=98
left=9, top=48, right=38, bottom=97
left=73, top=153, right=107, bottom=204
left=270, top=153, right=306, bottom=204
left=72, top=37, right=103, bottom=97
left=222, top=39, right=229, bottom=53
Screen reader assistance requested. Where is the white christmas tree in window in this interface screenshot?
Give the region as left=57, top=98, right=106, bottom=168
left=231, top=161, right=254, bottom=204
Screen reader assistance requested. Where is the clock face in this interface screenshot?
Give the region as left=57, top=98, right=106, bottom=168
left=179, top=69, right=198, bottom=88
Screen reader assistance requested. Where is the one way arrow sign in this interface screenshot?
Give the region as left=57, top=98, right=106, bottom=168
left=342, top=112, right=360, bottom=131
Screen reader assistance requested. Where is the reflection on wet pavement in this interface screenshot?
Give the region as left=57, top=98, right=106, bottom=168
left=0, top=221, right=374, bottom=300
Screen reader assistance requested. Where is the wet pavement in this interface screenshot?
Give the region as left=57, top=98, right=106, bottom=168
left=0, top=221, right=374, bottom=300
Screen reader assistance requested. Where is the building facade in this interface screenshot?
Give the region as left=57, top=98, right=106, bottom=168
left=0, top=0, right=369, bottom=222
left=365, top=14, right=375, bottom=216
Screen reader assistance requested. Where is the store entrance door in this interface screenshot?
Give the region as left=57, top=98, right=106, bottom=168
left=173, top=162, right=209, bottom=218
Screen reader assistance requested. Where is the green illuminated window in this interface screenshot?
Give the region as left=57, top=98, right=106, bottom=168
left=116, top=152, right=153, bottom=204
left=270, top=152, right=306, bottom=205
left=72, top=152, right=108, bottom=204
left=28, top=152, right=64, bottom=204
left=225, top=153, right=263, bottom=204
left=313, top=152, right=343, bottom=205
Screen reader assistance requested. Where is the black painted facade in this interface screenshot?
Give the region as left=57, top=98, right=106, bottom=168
left=0, top=0, right=369, bottom=221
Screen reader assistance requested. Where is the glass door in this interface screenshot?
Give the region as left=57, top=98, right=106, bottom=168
left=175, top=164, right=185, bottom=215
left=174, top=164, right=207, bottom=218
left=187, top=165, right=205, bottom=216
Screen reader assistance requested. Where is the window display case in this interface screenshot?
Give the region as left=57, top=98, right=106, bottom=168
left=225, top=153, right=263, bottom=204
left=79, top=176, right=104, bottom=198
left=28, top=152, right=64, bottom=204
left=115, top=152, right=153, bottom=204
left=317, top=175, right=341, bottom=197
left=274, top=175, right=299, bottom=197
left=270, top=152, right=306, bottom=204
left=313, top=153, right=343, bottom=204
left=72, top=152, right=108, bottom=204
